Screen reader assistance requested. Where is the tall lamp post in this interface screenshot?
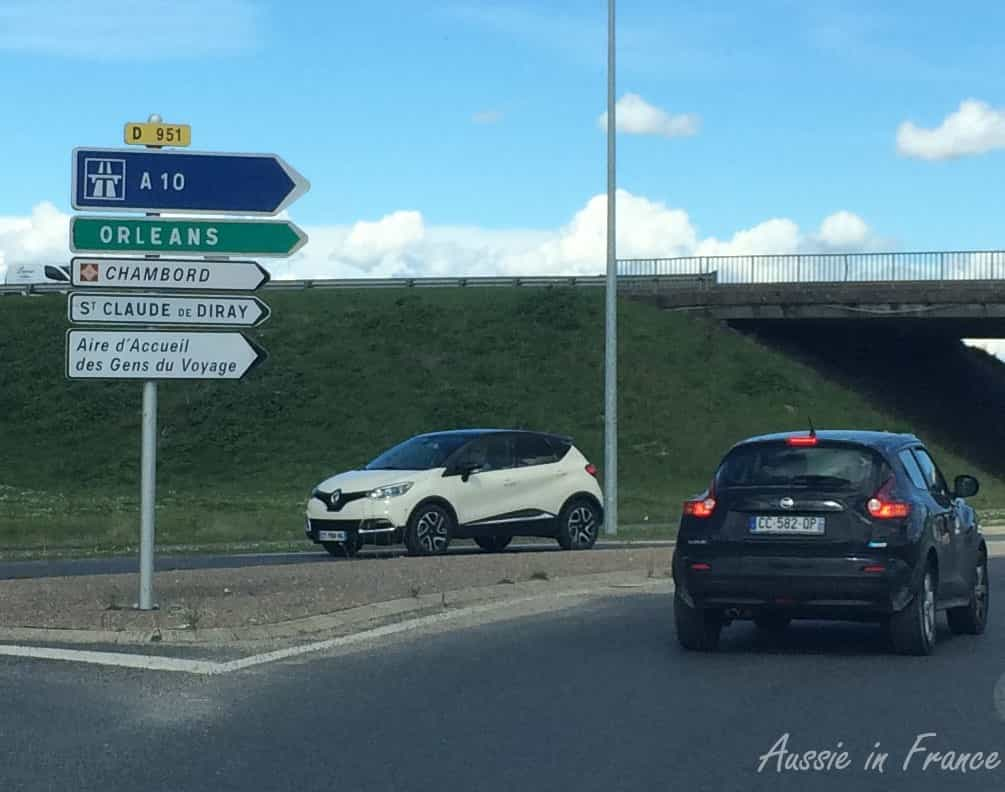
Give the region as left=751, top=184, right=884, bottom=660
left=604, top=0, right=618, bottom=535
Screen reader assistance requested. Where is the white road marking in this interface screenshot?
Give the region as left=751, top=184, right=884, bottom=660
left=0, top=644, right=219, bottom=674
left=0, top=581, right=669, bottom=676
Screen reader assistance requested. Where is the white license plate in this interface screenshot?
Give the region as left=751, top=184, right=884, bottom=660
left=318, top=530, right=347, bottom=542
left=749, top=515, right=825, bottom=535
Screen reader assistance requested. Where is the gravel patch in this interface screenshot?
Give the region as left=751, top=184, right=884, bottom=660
left=0, top=547, right=674, bottom=633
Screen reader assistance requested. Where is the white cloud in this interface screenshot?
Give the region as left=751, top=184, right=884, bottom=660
left=0, top=0, right=260, bottom=59
left=598, top=94, right=700, bottom=139
left=279, top=193, right=877, bottom=281
left=344, top=211, right=425, bottom=263
left=0, top=196, right=881, bottom=286
left=815, top=210, right=872, bottom=249
left=696, top=218, right=801, bottom=257
left=897, top=99, right=1005, bottom=161
left=0, top=202, right=69, bottom=281
left=472, top=110, right=504, bottom=125
left=694, top=211, right=878, bottom=257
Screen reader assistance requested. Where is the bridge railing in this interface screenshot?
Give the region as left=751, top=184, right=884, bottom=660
left=619, top=250, right=1005, bottom=284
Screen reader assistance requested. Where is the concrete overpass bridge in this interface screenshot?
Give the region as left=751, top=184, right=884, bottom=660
left=622, top=250, right=1005, bottom=337
left=6, top=249, right=1005, bottom=337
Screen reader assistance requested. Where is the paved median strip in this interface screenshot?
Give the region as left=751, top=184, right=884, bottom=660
left=0, top=576, right=671, bottom=675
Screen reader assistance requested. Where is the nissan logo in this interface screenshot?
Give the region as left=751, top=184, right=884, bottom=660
left=779, top=497, right=795, bottom=510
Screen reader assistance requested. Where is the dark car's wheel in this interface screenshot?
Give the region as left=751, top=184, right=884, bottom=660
left=890, top=564, right=937, bottom=655
left=947, top=551, right=989, bottom=636
left=753, top=611, right=791, bottom=633
left=405, top=503, right=453, bottom=556
left=322, top=533, right=363, bottom=558
left=674, top=593, right=723, bottom=651
left=557, top=499, right=600, bottom=550
left=474, top=535, right=513, bottom=553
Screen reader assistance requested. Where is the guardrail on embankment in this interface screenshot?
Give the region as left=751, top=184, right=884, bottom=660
left=0, top=273, right=717, bottom=297
left=6, top=249, right=1005, bottom=297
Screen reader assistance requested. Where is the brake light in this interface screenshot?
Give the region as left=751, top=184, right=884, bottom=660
left=867, top=477, right=911, bottom=519
left=585, top=463, right=598, bottom=478
left=683, top=496, right=717, bottom=518
left=786, top=435, right=818, bottom=447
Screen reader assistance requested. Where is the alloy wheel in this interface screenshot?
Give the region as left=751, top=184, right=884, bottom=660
left=568, top=506, right=597, bottom=548
left=921, top=571, right=936, bottom=645
left=975, top=559, right=989, bottom=625
left=415, top=509, right=449, bottom=553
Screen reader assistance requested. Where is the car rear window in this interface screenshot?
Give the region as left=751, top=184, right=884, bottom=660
left=716, top=442, right=888, bottom=492
left=515, top=434, right=560, bottom=467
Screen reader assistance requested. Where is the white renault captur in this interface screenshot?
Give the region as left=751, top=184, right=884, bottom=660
left=305, top=429, right=604, bottom=557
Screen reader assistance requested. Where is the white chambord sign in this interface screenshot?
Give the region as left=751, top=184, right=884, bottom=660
left=71, top=257, right=271, bottom=291
left=68, top=293, right=271, bottom=327
left=66, top=330, right=267, bottom=380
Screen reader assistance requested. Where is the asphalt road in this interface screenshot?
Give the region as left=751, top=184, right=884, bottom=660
left=0, top=539, right=674, bottom=580
left=2, top=560, right=1005, bottom=792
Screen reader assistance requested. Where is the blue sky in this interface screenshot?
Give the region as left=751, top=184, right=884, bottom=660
left=2, top=0, right=1005, bottom=279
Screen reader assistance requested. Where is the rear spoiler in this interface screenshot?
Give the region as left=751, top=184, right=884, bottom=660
left=547, top=433, right=574, bottom=445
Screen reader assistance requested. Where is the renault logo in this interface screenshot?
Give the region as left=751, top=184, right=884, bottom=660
left=330, top=489, right=342, bottom=507
left=779, top=497, right=795, bottom=510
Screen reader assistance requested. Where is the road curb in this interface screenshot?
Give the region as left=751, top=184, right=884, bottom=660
left=0, top=569, right=673, bottom=648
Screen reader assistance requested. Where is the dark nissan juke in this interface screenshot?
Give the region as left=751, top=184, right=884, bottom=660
left=672, top=430, right=989, bottom=655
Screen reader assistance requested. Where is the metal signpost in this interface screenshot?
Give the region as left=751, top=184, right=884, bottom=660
left=604, top=0, right=618, bottom=535
left=67, top=116, right=309, bottom=609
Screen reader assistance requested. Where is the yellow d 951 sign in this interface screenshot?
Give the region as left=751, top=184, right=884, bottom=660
left=124, top=122, right=191, bottom=147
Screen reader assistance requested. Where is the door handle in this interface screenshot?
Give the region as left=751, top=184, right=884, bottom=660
left=504, top=480, right=517, bottom=487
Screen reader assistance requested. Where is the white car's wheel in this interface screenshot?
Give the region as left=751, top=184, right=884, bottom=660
left=557, top=499, right=600, bottom=550
left=405, top=503, right=453, bottom=556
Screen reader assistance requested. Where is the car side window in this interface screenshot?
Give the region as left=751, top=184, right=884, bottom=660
left=898, top=450, right=928, bottom=490
left=912, top=448, right=950, bottom=500
left=515, top=435, right=559, bottom=467
left=456, top=435, right=514, bottom=473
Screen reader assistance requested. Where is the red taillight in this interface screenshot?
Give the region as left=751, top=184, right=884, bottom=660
left=585, top=463, right=598, bottom=478
left=867, top=477, right=911, bottom=519
left=863, top=565, right=886, bottom=574
left=684, top=477, right=717, bottom=518
left=786, top=435, right=818, bottom=447
left=691, top=562, right=712, bottom=572
left=683, top=496, right=717, bottom=518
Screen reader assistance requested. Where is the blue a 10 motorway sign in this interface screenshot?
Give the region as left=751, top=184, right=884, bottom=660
left=71, top=148, right=310, bottom=216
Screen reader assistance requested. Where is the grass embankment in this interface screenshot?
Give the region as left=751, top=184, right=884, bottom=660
left=2, top=287, right=1003, bottom=557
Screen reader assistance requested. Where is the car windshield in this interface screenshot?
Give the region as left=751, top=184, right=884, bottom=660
left=716, top=443, right=885, bottom=491
left=365, top=434, right=475, bottom=471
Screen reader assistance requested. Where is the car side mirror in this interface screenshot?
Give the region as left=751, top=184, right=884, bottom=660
left=443, top=463, right=482, bottom=482
left=460, top=464, right=482, bottom=483
left=953, top=474, right=979, bottom=499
